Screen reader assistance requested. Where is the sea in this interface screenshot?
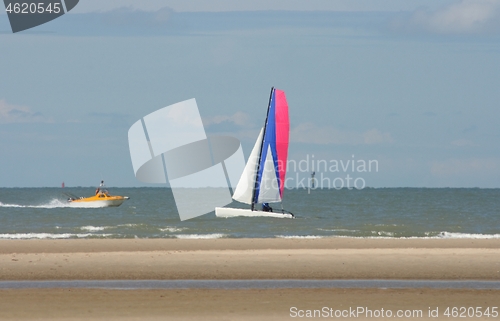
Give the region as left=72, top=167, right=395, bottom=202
left=0, top=187, right=499, bottom=240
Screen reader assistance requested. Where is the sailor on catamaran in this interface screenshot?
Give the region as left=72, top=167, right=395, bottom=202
left=262, top=203, right=273, bottom=212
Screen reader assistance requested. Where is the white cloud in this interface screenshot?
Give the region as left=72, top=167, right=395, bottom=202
left=0, top=100, right=52, bottom=124
left=203, top=112, right=254, bottom=128
left=363, top=129, right=395, bottom=145
left=290, top=122, right=394, bottom=145
left=404, top=0, right=500, bottom=34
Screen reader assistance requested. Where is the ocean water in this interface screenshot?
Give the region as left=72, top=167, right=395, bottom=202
left=0, top=187, right=499, bottom=239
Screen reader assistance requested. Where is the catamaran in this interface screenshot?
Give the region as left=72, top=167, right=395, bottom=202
left=215, top=87, right=294, bottom=218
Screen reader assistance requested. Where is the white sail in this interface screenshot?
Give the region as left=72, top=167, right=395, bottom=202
left=232, top=128, right=264, bottom=204
left=256, top=144, right=281, bottom=203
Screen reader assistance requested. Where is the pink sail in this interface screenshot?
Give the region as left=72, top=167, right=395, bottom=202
left=253, top=88, right=291, bottom=204
left=274, top=89, right=289, bottom=198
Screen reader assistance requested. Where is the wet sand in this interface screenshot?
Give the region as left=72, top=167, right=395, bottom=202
left=1, top=288, right=499, bottom=320
left=0, top=238, right=499, bottom=320
left=1, top=238, right=499, bottom=280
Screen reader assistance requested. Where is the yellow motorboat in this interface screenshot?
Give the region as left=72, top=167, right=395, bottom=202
left=67, top=181, right=129, bottom=208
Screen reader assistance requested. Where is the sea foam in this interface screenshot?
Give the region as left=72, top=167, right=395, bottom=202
left=0, top=233, right=113, bottom=239
left=175, top=234, right=226, bottom=239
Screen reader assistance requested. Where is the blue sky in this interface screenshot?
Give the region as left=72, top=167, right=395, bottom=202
left=1, top=0, right=499, bottom=188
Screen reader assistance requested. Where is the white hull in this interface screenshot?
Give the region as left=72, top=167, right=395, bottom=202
left=215, top=207, right=293, bottom=219
left=68, top=199, right=126, bottom=208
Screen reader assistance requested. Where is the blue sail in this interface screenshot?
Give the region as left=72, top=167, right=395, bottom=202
left=253, top=89, right=290, bottom=204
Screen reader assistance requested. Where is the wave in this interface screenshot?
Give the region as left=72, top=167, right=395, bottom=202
left=118, top=223, right=140, bottom=227
left=372, top=231, right=395, bottom=237
left=276, top=235, right=323, bottom=239
left=175, top=234, right=226, bottom=239
left=360, top=231, right=500, bottom=239
left=337, top=232, right=500, bottom=239
left=436, top=231, right=500, bottom=239
left=80, top=224, right=160, bottom=232
left=80, top=224, right=175, bottom=233
left=160, top=226, right=187, bottom=232
left=80, top=226, right=107, bottom=232
left=317, top=228, right=359, bottom=233
left=0, top=199, right=70, bottom=208
left=1, top=232, right=499, bottom=240
left=0, top=233, right=113, bottom=239
left=277, top=232, right=500, bottom=240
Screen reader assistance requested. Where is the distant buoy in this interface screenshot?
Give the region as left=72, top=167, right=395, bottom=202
left=62, top=182, right=65, bottom=188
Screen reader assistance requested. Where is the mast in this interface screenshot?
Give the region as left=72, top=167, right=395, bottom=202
left=251, top=87, right=274, bottom=211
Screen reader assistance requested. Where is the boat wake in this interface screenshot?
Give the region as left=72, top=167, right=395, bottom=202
left=0, top=198, right=122, bottom=209
left=0, top=199, right=70, bottom=209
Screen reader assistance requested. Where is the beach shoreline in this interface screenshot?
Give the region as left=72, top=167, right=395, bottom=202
left=2, top=237, right=500, bottom=253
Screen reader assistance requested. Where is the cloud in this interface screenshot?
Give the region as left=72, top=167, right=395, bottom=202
left=87, top=111, right=131, bottom=123
left=363, top=129, right=394, bottom=145
left=0, top=100, right=52, bottom=124
left=393, top=0, right=500, bottom=35
left=203, top=112, right=254, bottom=130
left=290, top=122, right=394, bottom=145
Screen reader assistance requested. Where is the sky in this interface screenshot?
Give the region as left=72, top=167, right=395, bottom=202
left=0, top=0, right=499, bottom=188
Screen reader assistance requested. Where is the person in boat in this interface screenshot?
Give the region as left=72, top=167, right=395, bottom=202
left=96, top=180, right=105, bottom=195
left=262, top=202, right=273, bottom=212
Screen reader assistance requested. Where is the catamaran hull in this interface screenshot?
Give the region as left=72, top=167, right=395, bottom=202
left=215, top=207, right=293, bottom=219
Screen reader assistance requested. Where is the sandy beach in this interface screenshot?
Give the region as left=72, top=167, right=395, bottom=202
left=0, top=238, right=499, bottom=320
left=1, top=238, right=500, bottom=280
